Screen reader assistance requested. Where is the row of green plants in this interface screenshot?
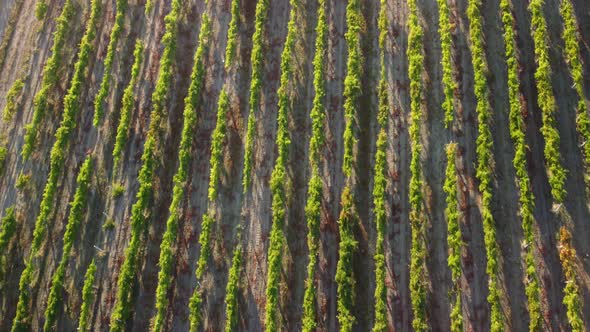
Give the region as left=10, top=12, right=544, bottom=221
left=109, top=0, right=182, bottom=329
left=112, top=40, right=143, bottom=173
left=242, top=0, right=270, bottom=191
left=560, top=0, right=590, bottom=183
left=11, top=0, right=102, bottom=329
left=336, top=0, right=362, bottom=330
left=407, top=0, right=427, bottom=330
left=191, top=90, right=229, bottom=330
left=224, top=0, right=239, bottom=69
left=443, top=143, right=462, bottom=332
left=437, top=0, right=456, bottom=128
left=301, top=0, right=327, bottom=330
left=219, top=2, right=266, bottom=328
left=0, top=145, right=7, bottom=176
left=0, top=206, right=16, bottom=254
left=499, top=0, right=541, bottom=330
left=153, top=10, right=210, bottom=332
left=218, top=1, right=242, bottom=329
left=43, top=157, right=93, bottom=331
left=22, top=0, right=75, bottom=160
left=78, top=259, right=97, bottom=332
left=35, top=0, right=48, bottom=20
left=2, top=79, right=24, bottom=121
left=558, top=2, right=587, bottom=329
left=528, top=0, right=567, bottom=203
left=372, top=0, right=389, bottom=331
left=558, top=227, right=584, bottom=331
left=93, top=0, right=129, bottom=126
left=0, top=206, right=16, bottom=282
left=466, top=0, right=502, bottom=330
left=335, top=187, right=357, bottom=332
left=264, top=1, right=298, bottom=330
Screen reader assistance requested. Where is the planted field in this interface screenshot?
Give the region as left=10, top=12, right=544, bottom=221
left=0, top=0, right=589, bottom=330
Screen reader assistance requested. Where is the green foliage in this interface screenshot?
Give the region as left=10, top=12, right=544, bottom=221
left=335, top=187, right=357, bottom=332
left=35, top=1, right=48, bottom=20
left=342, top=0, right=362, bottom=178
left=15, top=172, right=31, bottom=190
left=335, top=2, right=363, bottom=328
left=372, top=130, right=388, bottom=332
left=78, top=259, right=97, bottom=332
left=43, top=157, right=93, bottom=331
left=242, top=0, right=270, bottom=191
left=22, top=0, right=75, bottom=160
left=145, top=0, right=154, bottom=15
left=208, top=90, right=229, bottom=202
left=301, top=1, right=327, bottom=330
left=103, top=218, right=115, bottom=230
left=112, top=182, right=125, bottom=198
left=93, top=0, right=129, bottom=126
left=12, top=2, right=101, bottom=327
left=499, top=1, right=541, bottom=330
left=110, top=0, right=182, bottom=329
left=153, top=19, right=211, bottom=331
left=224, top=244, right=242, bottom=332
left=220, top=2, right=244, bottom=329
left=407, top=0, right=427, bottom=329
left=560, top=0, right=590, bottom=184
left=162, top=13, right=213, bottom=332
left=0, top=206, right=17, bottom=253
left=112, top=40, right=143, bottom=173
left=558, top=227, right=584, bottom=331
left=262, top=2, right=298, bottom=330
left=372, top=1, right=389, bottom=331
left=3, top=79, right=24, bottom=121
left=466, top=0, right=502, bottom=330
left=110, top=0, right=181, bottom=332
left=529, top=0, right=567, bottom=203
left=438, top=0, right=456, bottom=128
left=0, top=146, right=7, bottom=175
left=224, top=0, right=239, bottom=68
left=302, top=173, right=321, bottom=331
left=443, top=143, right=463, bottom=332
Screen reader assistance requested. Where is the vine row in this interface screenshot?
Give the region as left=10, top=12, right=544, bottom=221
left=301, top=0, right=327, bottom=330
left=407, top=0, right=427, bottom=329
left=499, top=0, right=541, bottom=329
left=466, top=0, right=502, bottom=329
left=336, top=0, right=362, bottom=330
left=22, top=0, right=75, bottom=160
left=153, top=10, right=211, bottom=332
left=372, top=0, right=389, bottom=330
left=242, top=0, right=270, bottom=191
left=112, top=40, right=144, bottom=173
left=43, top=157, right=93, bottom=331
left=264, top=1, right=298, bottom=329
left=443, top=143, right=462, bottom=332
left=93, top=0, right=129, bottom=126
left=109, top=0, right=181, bottom=328
left=11, top=0, right=101, bottom=328
left=560, top=0, right=590, bottom=183
left=78, top=259, right=97, bottom=332
left=529, top=0, right=567, bottom=203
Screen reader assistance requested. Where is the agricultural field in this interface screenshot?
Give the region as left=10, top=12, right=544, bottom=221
left=0, top=0, right=589, bottom=330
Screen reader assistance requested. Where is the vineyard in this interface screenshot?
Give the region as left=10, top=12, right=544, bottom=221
left=0, top=0, right=590, bottom=330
